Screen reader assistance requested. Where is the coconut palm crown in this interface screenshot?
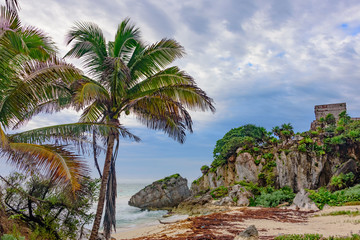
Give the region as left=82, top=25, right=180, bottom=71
left=65, top=18, right=215, bottom=239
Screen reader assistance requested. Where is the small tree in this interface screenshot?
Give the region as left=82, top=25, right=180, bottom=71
left=1, top=173, right=100, bottom=240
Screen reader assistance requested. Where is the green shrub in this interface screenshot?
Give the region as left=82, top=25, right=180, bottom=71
left=275, top=234, right=360, bottom=240
left=157, top=173, right=180, bottom=183
left=1, top=234, right=25, bottom=240
left=275, top=234, right=323, bottom=240
left=210, top=186, right=228, bottom=199
left=200, top=165, right=209, bottom=172
left=308, top=184, right=360, bottom=209
left=209, top=167, right=217, bottom=173
left=330, top=172, right=355, bottom=190
left=212, top=124, right=269, bottom=167
left=262, top=153, right=274, bottom=160
left=325, top=113, right=336, bottom=125
left=236, top=181, right=261, bottom=196
left=329, top=135, right=346, bottom=145
left=325, top=125, right=336, bottom=133
left=252, top=186, right=295, bottom=207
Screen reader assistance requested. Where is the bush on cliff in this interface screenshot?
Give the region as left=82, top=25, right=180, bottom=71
left=212, top=124, right=269, bottom=168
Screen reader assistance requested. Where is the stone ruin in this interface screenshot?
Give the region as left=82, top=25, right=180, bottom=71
left=310, top=102, right=359, bottom=130
left=314, top=103, right=346, bottom=121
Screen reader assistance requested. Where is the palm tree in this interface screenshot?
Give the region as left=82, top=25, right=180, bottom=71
left=0, top=5, right=125, bottom=191
left=65, top=19, right=215, bottom=239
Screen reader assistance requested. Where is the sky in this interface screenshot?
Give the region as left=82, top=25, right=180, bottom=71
left=2, top=0, right=360, bottom=183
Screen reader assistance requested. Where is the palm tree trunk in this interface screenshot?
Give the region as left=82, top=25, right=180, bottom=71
left=89, top=132, right=116, bottom=240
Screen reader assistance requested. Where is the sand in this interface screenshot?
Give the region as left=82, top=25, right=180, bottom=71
left=112, top=205, right=360, bottom=239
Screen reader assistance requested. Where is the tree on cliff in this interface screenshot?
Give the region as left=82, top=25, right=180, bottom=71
left=212, top=124, right=268, bottom=168
left=65, top=18, right=215, bottom=239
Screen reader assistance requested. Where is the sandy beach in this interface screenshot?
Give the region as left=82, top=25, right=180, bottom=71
left=112, top=205, right=360, bottom=240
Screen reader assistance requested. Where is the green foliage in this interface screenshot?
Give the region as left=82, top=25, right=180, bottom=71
left=338, top=111, right=351, bottom=126
left=252, top=147, right=260, bottom=152
left=252, top=186, right=295, bottom=207
left=201, top=165, right=209, bottom=172
left=325, top=113, right=336, bottom=125
left=210, top=186, right=228, bottom=199
left=310, top=131, right=319, bottom=136
left=1, top=235, right=24, bottom=240
left=316, top=210, right=360, bottom=217
left=262, top=153, right=274, bottom=160
left=308, top=184, right=360, bottom=209
left=275, top=234, right=360, bottom=240
left=212, top=124, right=269, bottom=167
left=156, top=174, right=180, bottom=183
left=325, top=125, right=336, bottom=133
left=209, top=167, right=217, bottom=173
left=2, top=173, right=99, bottom=239
left=329, top=135, right=346, bottom=145
left=236, top=181, right=295, bottom=207
left=236, top=181, right=261, bottom=196
left=272, top=123, right=294, bottom=141
left=330, top=172, right=355, bottom=190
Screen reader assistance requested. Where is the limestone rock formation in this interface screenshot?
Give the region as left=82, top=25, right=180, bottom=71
left=288, top=189, right=319, bottom=211
left=128, top=174, right=191, bottom=210
left=191, top=145, right=360, bottom=195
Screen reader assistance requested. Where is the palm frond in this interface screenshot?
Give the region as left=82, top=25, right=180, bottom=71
left=12, top=96, right=72, bottom=130
left=128, top=84, right=215, bottom=113
left=129, top=39, right=185, bottom=80
left=131, top=97, right=191, bottom=143
left=21, top=25, right=56, bottom=60
left=9, top=122, right=140, bottom=146
left=112, top=18, right=140, bottom=59
left=9, top=123, right=113, bottom=145
left=72, top=78, right=110, bottom=108
left=78, top=101, right=106, bottom=122
left=5, top=0, right=19, bottom=12
left=0, top=57, right=81, bottom=128
left=65, top=21, right=108, bottom=78
left=128, top=66, right=195, bottom=93
left=4, top=143, right=88, bottom=191
left=0, top=5, right=20, bottom=33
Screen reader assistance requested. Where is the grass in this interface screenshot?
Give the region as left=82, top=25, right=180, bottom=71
left=275, top=234, right=360, bottom=240
left=314, top=210, right=360, bottom=217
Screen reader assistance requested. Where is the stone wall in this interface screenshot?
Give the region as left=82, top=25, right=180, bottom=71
left=314, top=103, right=346, bottom=120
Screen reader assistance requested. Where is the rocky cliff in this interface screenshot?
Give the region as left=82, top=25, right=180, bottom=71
left=129, top=174, right=191, bottom=210
left=191, top=138, right=360, bottom=195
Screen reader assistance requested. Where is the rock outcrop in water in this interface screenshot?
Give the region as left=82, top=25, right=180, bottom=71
left=129, top=174, right=191, bottom=210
